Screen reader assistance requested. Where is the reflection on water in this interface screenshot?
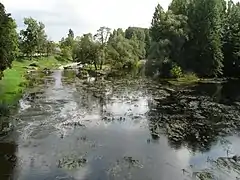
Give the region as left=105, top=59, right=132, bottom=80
left=0, top=142, right=17, bottom=180
left=1, top=70, right=240, bottom=179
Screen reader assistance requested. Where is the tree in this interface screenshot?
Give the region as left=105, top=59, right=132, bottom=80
left=19, top=17, right=47, bottom=59
left=73, top=33, right=101, bottom=70
left=0, top=3, right=18, bottom=79
left=59, top=29, right=76, bottom=61
left=144, top=29, right=151, bottom=58
left=150, top=4, right=166, bottom=42
left=125, top=27, right=145, bottom=42
left=222, top=1, right=240, bottom=76
left=149, top=4, right=188, bottom=76
left=46, top=40, right=56, bottom=56
left=68, top=29, right=74, bottom=39
left=94, top=27, right=111, bottom=69
left=186, top=0, right=224, bottom=77
left=36, top=22, right=47, bottom=55
left=107, top=32, right=139, bottom=69
left=168, top=0, right=190, bottom=15
left=125, top=27, right=148, bottom=59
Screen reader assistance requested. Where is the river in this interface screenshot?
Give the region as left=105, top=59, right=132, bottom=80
left=1, top=69, right=240, bottom=180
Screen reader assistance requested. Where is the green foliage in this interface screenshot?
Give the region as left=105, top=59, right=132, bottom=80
left=170, top=64, right=183, bottom=78
left=148, top=0, right=229, bottom=78
left=46, top=41, right=56, bottom=56
left=168, top=0, right=189, bottom=15
left=72, top=27, right=143, bottom=71
left=0, top=56, right=69, bottom=105
left=186, top=0, right=224, bottom=77
left=60, top=29, right=75, bottom=49
left=223, top=1, right=240, bottom=77
left=0, top=3, right=18, bottom=79
left=94, top=27, right=111, bottom=69
left=107, top=32, right=139, bottom=69
left=73, top=33, right=101, bottom=70
left=125, top=27, right=150, bottom=59
left=125, top=27, right=145, bottom=41
left=60, top=46, right=73, bottom=61
left=19, top=17, right=47, bottom=58
left=181, top=72, right=198, bottom=81
left=169, top=72, right=199, bottom=85
left=149, top=4, right=188, bottom=74
left=59, top=29, right=76, bottom=61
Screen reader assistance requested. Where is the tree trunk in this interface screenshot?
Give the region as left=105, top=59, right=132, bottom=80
left=94, top=62, right=97, bottom=70
left=100, top=59, right=103, bottom=70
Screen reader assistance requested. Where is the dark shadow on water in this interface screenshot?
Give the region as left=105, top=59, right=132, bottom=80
left=147, top=80, right=240, bottom=153
left=0, top=142, right=17, bottom=180
left=189, top=79, right=240, bottom=104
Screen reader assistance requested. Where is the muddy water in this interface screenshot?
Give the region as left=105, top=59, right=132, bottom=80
left=1, top=70, right=240, bottom=180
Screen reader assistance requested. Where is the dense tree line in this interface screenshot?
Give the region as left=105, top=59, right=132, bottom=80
left=61, top=27, right=150, bottom=70
left=149, top=0, right=240, bottom=78
left=2, top=0, right=240, bottom=78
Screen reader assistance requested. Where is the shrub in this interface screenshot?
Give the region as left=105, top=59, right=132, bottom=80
left=170, top=64, right=183, bottom=78
left=182, top=72, right=199, bottom=81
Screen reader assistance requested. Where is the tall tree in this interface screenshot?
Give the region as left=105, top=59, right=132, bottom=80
left=46, top=40, right=56, bottom=56
left=223, top=1, right=240, bottom=76
left=144, top=29, right=151, bottom=58
left=107, top=33, right=139, bottom=69
left=186, top=0, right=224, bottom=77
left=125, top=27, right=145, bottom=42
left=0, top=3, right=18, bottom=79
left=59, top=29, right=76, bottom=61
left=68, top=29, right=74, bottom=39
left=125, top=27, right=147, bottom=59
left=94, top=27, right=111, bottom=69
left=36, top=22, right=47, bottom=55
left=168, top=0, right=190, bottom=15
left=73, top=33, right=100, bottom=70
left=150, top=4, right=166, bottom=42
left=19, top=17, right=47, bottom=59
left=149, top=4, right=188, bottom=76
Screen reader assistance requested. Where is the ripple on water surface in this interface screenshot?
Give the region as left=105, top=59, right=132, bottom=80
left=1, top=70, right=240, bottom=180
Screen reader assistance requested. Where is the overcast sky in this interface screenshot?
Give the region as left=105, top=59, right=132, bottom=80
left=1, top=0, right=171, bottom=41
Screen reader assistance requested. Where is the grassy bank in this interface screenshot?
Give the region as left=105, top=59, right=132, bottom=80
left=0, top=56, right=70, bottom=105
left=168, top=73, right=200, bottom=86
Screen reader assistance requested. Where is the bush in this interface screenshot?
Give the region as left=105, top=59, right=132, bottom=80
left=170, top=64, right=183, bottom=78
left=182, top=72, right=198, bottom=81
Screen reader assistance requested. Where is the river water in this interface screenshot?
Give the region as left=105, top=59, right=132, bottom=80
left=1, top=69, right=240, bottom=180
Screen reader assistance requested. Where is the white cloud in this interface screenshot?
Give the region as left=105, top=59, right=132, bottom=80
left=1, top=0, right=171, bottom=41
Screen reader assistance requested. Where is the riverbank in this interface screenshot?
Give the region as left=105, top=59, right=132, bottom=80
left=0, top=56, right=70, bottom=106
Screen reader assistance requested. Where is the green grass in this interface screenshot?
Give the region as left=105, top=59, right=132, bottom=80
left=0, top=56, right=70, bottom=105
left=35, top=56, right=68, bottom=69
left=168, top=73, right=200, bottom=85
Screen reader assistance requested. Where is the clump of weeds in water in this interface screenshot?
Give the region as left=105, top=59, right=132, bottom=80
left=57, top=155, right=87, bottom=170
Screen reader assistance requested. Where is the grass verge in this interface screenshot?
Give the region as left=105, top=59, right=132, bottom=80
left=168, top=73, right=200, bottom=85
left=0, top=56, right=70, bottom=106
